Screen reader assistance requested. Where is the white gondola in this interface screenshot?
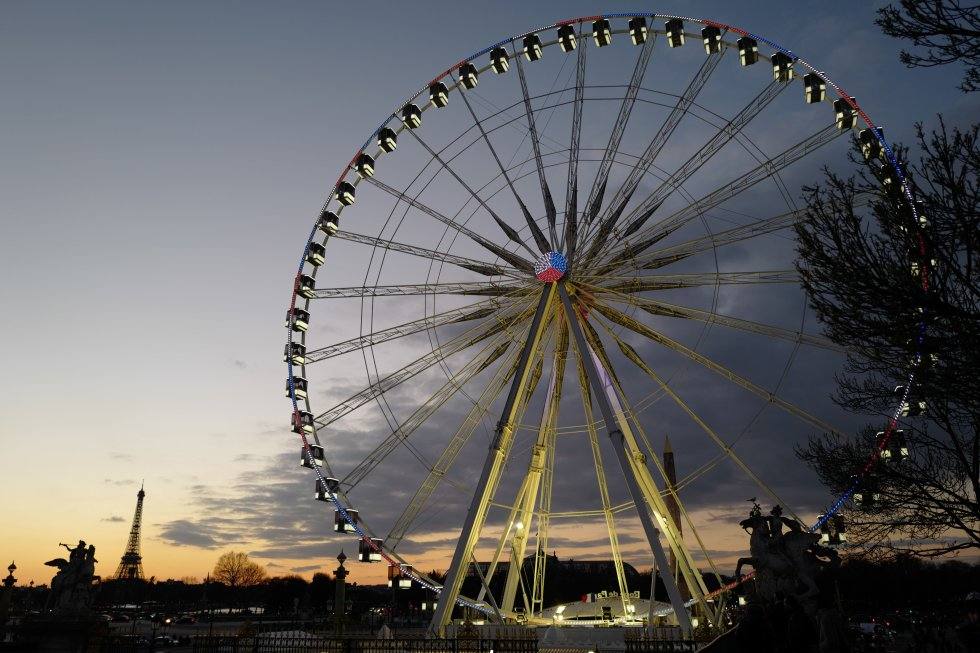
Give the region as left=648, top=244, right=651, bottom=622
left=334, top=508, right=359, bottom=533
left=306, top=242, right=325, bottom=267
left=318, top=210, right=339, bottom=235
left=859, top=128, right=882, bottom=160
left=358, top=538, right=384, bottom=562
left=914, top=201, right=929, bottom=228
left=388, top=564, right=413, bottom=589
left=490, top=47, right=509, bottom=73
left=896, top=384, right=927, bottom=417
left=314, top=480, right=331, bottom=502
left=286, top=307, right=310, bottom=333
left=284, top=342, right=306, bottom=365
left=335, top=181, right=356, bottom=206
left=879, top=430, right=909, bottom=462
left=771, top=52, right=793, bottom=82
left=665, top=19, right=684, bottom=48
left=834, top=98, right=857, bottom=130
left=429, top=82, right=449, bottom=108
left=737, top=37, right=758, bottom=66
left=314, top=478, right=339, bottom=501
left=628, top=17, right=647, bottom=45
left=523, top=34, right=542, bottom=61
left=355, top=153, right=375, bottom=178
left=300, top=443, right=325, bottom=469
left=880, top=164, right=900, bottom=194
left=557, top=24, right=576, bottom=52
left=803, top=73, right=826, bottom=104
left=377, top=127, right=397, bottom=153
left=592, top=19, right=611, bottom=47
left=401, top=103, right=422, bottom=129
left=458, top=63, right=478, bottom=89
left=819, top=515, right=847, bottom=545
left=287, top=376, right=308, bottom=399
left=702, top=25, right=721, bottom=54
left=297, top=274, right=315, bottom=299
left=292, top=409, right=314, bottom=433
left=854, top=478, right=880, bottom=508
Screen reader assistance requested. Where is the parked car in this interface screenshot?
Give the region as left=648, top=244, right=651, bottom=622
left=153, top=635, right=179, bottom=647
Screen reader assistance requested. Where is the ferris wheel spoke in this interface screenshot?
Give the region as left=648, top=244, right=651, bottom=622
left=512, top=45, right=558, bottom=247
left=578, top=186, right=637, bottom=265
left=363, top=176, right=535, bottom=273
left=341, top=337, right=514, bottom=490
left=452, top=71, right=551, bottom=256
left=592, top=289, right=843, bottom=352
left=562, top=27, right=587, bottom=257
left=310, top=280, right=528, bottom=299
left=582, top=32, right=657, bottom=234
left=591, top=303, right=846, bottom=438
left=601, top=123, right=843, bottom=272
left=330, top=230, right=519, bottom=279
left=596, top=205, right=806, bottom=278
left=613, top=79, right=789, bottom=246
left=305, top=296, right=521, bottom=364
left=402, top=130, right=543, bottom=270
left=385, top=345, right=522, bottom=549
left=313, top=302, right=534, bottom=429
left=605, top=326, right=804, bottom=524
left=580, top=45, right=727, bottom=251
left=587, top=270, right=801, bottom=292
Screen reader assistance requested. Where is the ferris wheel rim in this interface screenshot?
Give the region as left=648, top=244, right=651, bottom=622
left=286, top=11, right=930, bottom=617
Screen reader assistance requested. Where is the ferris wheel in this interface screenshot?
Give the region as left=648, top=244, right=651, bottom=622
left=285, top=12, right=928, bottom=633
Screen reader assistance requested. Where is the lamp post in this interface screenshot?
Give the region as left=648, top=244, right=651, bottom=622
left=334, top=551, right=348, bottom=635
left=1, top=562, right=17, bottom=641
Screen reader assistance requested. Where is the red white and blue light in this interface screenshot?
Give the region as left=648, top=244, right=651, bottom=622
left=534, top=251, right=568, bottom=282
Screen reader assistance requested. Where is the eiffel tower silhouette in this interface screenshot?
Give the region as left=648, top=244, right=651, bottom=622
left=113, top=483, right=146, bottom=580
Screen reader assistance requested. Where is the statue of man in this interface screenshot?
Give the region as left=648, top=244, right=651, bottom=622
left=768, top=505, right=786, bottom=540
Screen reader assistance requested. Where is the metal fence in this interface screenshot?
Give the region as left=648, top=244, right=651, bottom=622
left=189, top=635, right=539, bottom=653
left=623, top=629, right=698, bottom=653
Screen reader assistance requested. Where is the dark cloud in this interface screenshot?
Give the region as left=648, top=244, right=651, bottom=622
left=101, top=515, right=125, bottom=523
left=104, top=478, right=135, bottom=486
left=290, top=564, right=326, bottom=573
left=158, top=519, right=233, bottom=549
left=233, top=359, right=248, bottom=369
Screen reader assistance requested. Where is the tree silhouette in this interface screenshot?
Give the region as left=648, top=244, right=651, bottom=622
left=211, top=551, right=267, bottom=588
left=876, top=1, right=980, bottom=92
left=795, top=118, right=980, bottom=558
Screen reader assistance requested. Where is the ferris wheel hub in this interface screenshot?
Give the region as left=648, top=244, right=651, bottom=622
left=533, top=251, right=568, bottom=282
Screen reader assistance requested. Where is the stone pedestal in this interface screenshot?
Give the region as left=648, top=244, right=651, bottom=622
left=13, top=613, right=107, bottom=652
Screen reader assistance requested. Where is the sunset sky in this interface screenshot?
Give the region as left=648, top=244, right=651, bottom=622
left=1, top=0, right=975, bottom=591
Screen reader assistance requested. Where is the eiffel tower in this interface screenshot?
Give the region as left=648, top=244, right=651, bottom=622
left=113, top=483, right=146, bottom=580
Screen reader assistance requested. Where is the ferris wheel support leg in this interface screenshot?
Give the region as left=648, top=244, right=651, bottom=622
left=429, top=284, right=557, bottom=634
left=557, top=282, right=693, bottom=636
left=501, top=354, right=563, bottom=615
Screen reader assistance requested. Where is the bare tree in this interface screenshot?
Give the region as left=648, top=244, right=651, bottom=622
left=876, top=1, right=980, bottom=92
left=212, top=551, right=267, bottom=588
left=795, top=118, right=980, bottom=558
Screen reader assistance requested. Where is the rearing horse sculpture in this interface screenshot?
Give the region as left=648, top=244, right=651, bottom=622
left=735, top=512, right=838, bottom=603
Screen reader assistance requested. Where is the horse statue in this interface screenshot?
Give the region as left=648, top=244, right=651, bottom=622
left=735, top=505, right=839, bottom=607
